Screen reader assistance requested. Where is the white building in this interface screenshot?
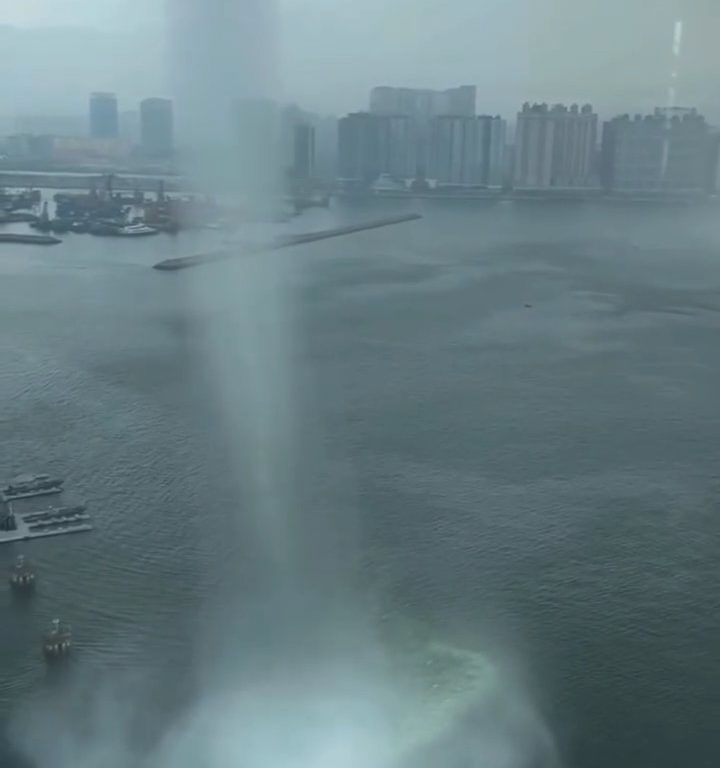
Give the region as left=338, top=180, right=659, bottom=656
left=514, top=103, right=598, bottom=189
left=601, top=108, right=709, bottom=194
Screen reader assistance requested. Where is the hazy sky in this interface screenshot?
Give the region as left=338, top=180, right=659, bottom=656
left=1, top=0, right=718, bottom=122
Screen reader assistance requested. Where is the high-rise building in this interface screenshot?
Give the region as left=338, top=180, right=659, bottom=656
left=708, top=130, right=720, bottom=193
left=338, top=112, right=416, bottom=183
left=478, top=116, right=507, bottom=187
left=370, top=86, right=476, bottom=119
left=89, top=92, right=119, bottom=139
left=338, top=112, right=382, bottom=183
left=281, top=107, right=337, bottom=181
left=428, top=115, right=507, bottom=187
left=513, top=105, right=554, bottom=188
left=293, top=123, right=316, bottom=180
left=378, top=115, right=415, bottom=180
left=140, top=98, right=174, bottom=157
left=430, top=116, right=483, bottom=185
left=514, top=103, right=597, bottom=189
left=370, top=86, right=476, bottom=176
left=601, top=108, right=709, bottom=194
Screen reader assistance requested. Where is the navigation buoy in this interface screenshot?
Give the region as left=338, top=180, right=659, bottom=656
left=9, top=555, right=35, bottom=593
left=42, top=618, right=72, bottom=661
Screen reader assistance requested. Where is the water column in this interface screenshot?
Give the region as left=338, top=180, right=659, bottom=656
left=160, top=3, right=395, bottom=766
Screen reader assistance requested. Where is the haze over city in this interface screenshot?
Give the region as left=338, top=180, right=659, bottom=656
left=1, top=0, right=718, bottom=121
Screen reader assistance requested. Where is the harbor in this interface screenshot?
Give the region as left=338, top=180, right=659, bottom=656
left=1, top=474, right=92, bottom=544
left=2, top=472, right=85, bottom=664
left=0, top=175, right=229, bottom=240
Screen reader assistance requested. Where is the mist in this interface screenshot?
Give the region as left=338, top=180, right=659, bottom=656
left=2, top=0, right=719, bottom=121
left=9, top=1, right=716, bottom=767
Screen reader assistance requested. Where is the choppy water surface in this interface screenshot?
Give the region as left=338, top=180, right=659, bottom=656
left=1, top=200, right=719, bottom=768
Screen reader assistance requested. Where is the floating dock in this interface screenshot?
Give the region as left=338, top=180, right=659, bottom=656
left=0, top=504, right=92, bottom=545
left=153, top=214, right=423, bottom=271
left=2, top=474, right=64, bottom=503
left=1, top=486, right=63, bottom=503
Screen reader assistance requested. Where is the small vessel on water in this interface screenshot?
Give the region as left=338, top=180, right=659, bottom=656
left=2, top=473, right=63, bottom=502
left=9, top=555, right=35, bottom=592
left=115, top=223, right=159, bottom=237
left=42, top=619, right=72, bottom=660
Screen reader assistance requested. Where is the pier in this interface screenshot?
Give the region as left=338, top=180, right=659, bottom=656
left=1, top=474, right=64, bottom=502
left=153, top=213, right=423, bottom=271
left=0, top=233, right=62, bottom=245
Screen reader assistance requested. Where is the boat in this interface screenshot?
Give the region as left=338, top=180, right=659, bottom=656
left=42, top=619, right=72, bottom=660
left=2, top=473, right=64, bottom=502
left=115, top=223, right=159, bottom=237
left=9, top=555, right=35, bottom=592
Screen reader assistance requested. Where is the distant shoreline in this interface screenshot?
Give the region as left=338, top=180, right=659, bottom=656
left=0, top=169, right=183, bottom=193
left=0, top=169, right=715, bottom=206
left=340, top=190, right=718, bottom=205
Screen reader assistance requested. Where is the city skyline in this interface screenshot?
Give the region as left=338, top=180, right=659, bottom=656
left=2, top=85, right=717, bottom=197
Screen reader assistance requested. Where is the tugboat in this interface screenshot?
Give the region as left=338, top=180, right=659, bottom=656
left=9, top=555, right=35, bottom=592
left=42, top=619, right=72, bottom=660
